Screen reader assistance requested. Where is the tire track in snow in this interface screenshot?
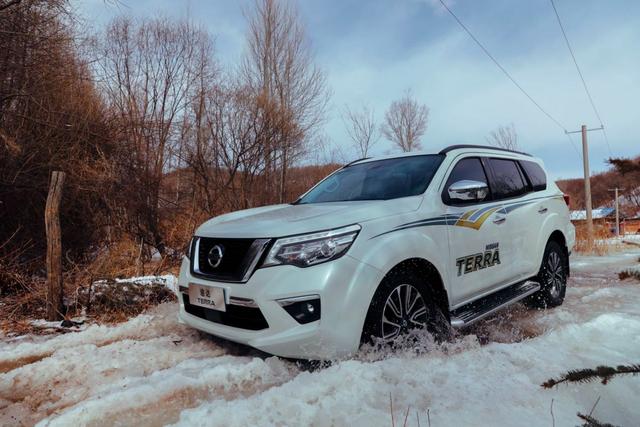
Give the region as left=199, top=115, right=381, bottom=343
left=37, top=356, right=297, bottom=427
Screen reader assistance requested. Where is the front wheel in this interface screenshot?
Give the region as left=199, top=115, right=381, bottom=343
left=361, top=270, right=448, bottom=345
left=524, top=240, right=567, bottom=309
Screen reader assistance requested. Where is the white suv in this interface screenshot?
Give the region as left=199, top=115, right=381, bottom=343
left=177, top=145, right=575, bottom=359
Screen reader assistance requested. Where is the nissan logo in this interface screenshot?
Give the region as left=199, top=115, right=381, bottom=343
left=207, top=244, right=224, bottom=269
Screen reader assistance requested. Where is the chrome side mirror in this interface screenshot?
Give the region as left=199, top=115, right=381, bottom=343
left=448, top=180, right=489, bottom=202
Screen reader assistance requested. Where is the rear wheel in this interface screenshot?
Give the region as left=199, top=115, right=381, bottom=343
left=524, top=240, right=567, bottom=309
left=361, top=270, right=448, bottom=345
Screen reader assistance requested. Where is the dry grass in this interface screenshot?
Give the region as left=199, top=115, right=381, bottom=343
left=573, top=224, right=622, bottom=255
left=0, top=238, right=180, bottom=334
left=619, top=266, right=640, bottom=281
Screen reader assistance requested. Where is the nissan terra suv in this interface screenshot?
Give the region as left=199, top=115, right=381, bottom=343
left=177, top=145, right=575, bottom=359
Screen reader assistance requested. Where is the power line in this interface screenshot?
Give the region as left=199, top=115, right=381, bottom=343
left=565, top=132, right=583, bottom=160
left=437, top=0, right=581, bottom=159
left=549, top=0, right=613, bottom=157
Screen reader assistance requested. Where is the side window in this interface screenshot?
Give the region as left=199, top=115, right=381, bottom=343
left=443, top=157, right=490, bottom=205
left=487, top=158, right=527, bottom=200
left=520, top=160, right=547, bottom=191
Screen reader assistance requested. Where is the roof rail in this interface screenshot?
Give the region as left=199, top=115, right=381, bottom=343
left=438, top=144, right=532, bottom=157
left=343, top=157, right=371, bottom=167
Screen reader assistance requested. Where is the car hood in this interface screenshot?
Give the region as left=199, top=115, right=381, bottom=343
left=196, top=197, right=422, bottom=238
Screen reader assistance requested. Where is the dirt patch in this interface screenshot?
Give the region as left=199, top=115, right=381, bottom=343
left=0, top=353, right=51, bottom=375
left=87, top=376, right=293, bottom=427
left=463, top=303, right=545, bottom=345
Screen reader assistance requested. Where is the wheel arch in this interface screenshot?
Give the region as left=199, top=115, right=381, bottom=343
left=546, top=229, right=570, bottom=277
left=378, top=257, right=450, bottom=321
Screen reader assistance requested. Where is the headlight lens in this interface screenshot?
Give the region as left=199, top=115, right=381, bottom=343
left=263, top=225, right=360, bottom=268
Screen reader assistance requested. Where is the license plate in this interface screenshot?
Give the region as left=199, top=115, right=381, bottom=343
left=188, top=283, right=226, bottom=312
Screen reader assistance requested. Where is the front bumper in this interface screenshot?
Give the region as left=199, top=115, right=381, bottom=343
left=176, top=254, right=383, bottom=360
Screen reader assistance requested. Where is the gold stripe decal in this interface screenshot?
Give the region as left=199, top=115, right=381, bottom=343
left=454, top=207, right=500, bottom=230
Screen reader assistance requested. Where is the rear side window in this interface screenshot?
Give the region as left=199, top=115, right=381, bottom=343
left=487, top=158, right=527, bottom=200
left=520, top=160, right=547, bottom=191
left=443, top=157, right=490, bottom=204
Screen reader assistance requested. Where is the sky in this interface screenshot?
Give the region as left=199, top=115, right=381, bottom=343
left=73, top=0, right=640, bottom=181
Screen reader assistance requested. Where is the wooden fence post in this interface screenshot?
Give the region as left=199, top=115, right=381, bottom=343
left=45, top=170, right=65, bottom=321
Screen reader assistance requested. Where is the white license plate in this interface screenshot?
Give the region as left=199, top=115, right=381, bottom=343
left=188, top=283, right=226, bottom=312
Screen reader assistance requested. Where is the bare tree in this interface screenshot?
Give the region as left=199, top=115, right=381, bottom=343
left=486, top=123, right=519, bottom=151
left=381, top=91, right=429, bottom=152
left=0, top=0, right=118, bottom=272
left=342, top=105, right=379, bottom=158
left=241, top=0, right=330, bottom=203
left=97, top=16, right=214, bottom=254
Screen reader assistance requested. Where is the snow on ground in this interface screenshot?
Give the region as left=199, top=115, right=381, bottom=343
left=2, top=250, right=640, bottom=427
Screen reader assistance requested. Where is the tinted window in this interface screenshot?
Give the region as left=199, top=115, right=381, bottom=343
left=297, top=155, right=444, bottom=204
left=443, top=157, right=489, bottom=204
left=488, top=158, right=527, bottom=199
left=520, top=160, right=547, bottom=191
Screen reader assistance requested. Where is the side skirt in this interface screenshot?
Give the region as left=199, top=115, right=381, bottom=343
left=449, top=280, right=540, bottom=328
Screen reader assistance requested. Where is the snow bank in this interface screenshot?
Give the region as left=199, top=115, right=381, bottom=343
left=93, top=274, right=178, bottom=293
left=171, top=298, right=640, bottom=427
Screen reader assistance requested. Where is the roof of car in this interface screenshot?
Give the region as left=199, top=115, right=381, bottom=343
left=349, top=144, right=534, bottom=166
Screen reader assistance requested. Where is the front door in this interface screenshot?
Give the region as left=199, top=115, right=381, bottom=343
left=441, top=157, right=512, bottom=306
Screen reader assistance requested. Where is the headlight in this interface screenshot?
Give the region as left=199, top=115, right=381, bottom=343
left=263, top=225, right=360, bottom=268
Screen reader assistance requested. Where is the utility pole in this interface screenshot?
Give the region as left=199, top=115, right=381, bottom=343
left=608, top=187, right=625, bottom=237
left=565, top=125, right=604, bottom=251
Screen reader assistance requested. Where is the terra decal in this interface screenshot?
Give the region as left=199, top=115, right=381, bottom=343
left=456, top=242, right=501, bottom=276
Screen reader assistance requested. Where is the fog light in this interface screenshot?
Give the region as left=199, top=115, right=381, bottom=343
left=277, top=296, right=321, bottom=324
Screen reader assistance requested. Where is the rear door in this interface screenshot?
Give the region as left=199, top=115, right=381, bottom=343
left=442, top=156, right=511, bottom=306
left=512, top=159, right=551, bottom=278
left=484, top=157, right=533, bottom=280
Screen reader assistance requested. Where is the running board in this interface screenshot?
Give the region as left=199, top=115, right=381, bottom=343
left=449, top=280, right=540, bottom=328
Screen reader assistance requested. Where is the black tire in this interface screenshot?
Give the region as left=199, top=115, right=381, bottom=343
left=524, top=240, right=567, bottom=309
left=361, top=268, right=449, bottom=345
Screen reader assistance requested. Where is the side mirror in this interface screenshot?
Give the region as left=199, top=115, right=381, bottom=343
left=448, top=180, right=489, bottom=202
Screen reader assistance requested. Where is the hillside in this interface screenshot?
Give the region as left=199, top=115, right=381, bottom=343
left=556, top=156, right=640, bottom=216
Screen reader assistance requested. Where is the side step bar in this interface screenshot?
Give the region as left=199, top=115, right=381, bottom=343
left=449, top=280, right=540, bottom=328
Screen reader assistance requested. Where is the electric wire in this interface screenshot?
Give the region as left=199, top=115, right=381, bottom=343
left=437, top=0, right=582, bottom=160
left=549, top=0, right=613, bottom=157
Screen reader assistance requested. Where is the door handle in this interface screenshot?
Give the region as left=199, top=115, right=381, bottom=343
left=493, top=216, right=506, bottom=225
left=538, top=207, right=548, bottom=214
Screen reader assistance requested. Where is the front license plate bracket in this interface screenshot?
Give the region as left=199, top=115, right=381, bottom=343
left=188, top=283, right=226, bottom=312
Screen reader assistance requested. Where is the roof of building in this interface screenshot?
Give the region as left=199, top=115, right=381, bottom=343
left=570, top=207, right=615, bottom=221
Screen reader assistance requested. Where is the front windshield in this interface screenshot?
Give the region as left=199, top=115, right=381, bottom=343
left=296, top=155, right=444, bottom=204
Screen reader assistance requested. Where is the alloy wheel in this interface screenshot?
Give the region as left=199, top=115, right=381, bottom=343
left=546, top=251, right=564, bottom=298
left=381, top=284, right=428, bottom=341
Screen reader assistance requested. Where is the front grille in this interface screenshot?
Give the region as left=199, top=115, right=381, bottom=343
left=192, top=237, right=270, bottom=282
left=183, top=294, right=269, bottom=331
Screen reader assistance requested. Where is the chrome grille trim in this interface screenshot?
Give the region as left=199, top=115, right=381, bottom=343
left=191, top=237, right=271, bottom=283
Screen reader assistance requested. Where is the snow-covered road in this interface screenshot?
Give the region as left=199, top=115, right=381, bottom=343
left=2, top=250, right=640, bottom=427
